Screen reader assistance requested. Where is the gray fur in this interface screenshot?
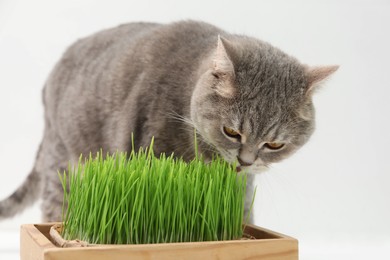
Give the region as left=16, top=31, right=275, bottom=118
left=0, top=20, right=337, bottom=222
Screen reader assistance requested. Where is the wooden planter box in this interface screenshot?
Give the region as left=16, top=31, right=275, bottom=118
left=20, top=223, right=298, bottom=260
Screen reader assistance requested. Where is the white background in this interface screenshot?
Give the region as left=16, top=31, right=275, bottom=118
left=0, top=0, right=389, bottom=259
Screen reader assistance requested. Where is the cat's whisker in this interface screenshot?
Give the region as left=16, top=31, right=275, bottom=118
left=166, top=111, right=195, bottom=128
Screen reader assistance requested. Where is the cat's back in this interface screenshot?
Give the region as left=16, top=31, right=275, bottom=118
left=44, top=20, right=224, bottom=113
left=54, top=20, right=221, bottom=73
left=45, top=20, right=222, bottom=97
left=48, top=22, right=160, bottom=82
left=66, top=22, right=160, bottom=58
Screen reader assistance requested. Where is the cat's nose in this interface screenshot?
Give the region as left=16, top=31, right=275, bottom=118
left=237, top=156, right=253, bottom=167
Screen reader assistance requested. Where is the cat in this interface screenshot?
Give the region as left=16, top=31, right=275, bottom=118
left=0, top=20, right=337, bottom=222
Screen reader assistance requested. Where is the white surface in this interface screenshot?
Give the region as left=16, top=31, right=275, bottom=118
left=0, top=0, right=389, bottom=259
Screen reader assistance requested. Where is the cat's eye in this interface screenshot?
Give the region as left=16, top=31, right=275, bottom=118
left=223, top=126, right=241, bottom=139
left=264, top=142, right=285, bottom=150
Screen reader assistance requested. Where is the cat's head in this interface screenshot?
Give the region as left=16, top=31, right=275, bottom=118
left=191, top=36, right=338, bottom=174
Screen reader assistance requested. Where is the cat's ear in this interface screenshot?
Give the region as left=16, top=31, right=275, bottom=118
left=211, top=36, right=237, bottom=98
left=305, top=65, right=339, bottom=95
left=213, top=35, right=235, bottom=77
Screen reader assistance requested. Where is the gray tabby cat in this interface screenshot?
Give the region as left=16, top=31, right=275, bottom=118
left=0, top=20, right=337, bottom=222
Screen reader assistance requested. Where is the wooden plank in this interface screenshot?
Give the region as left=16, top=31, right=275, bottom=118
left=45, top=239, right=297, bottom=260
left=21, top=223, right=298, bottom=260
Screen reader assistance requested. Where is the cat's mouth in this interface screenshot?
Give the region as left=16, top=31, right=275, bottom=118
left=236, top=166, right=242, bottom=173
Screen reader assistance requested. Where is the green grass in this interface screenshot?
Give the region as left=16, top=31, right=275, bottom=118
left=59, top=140, right=253, bottom=244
